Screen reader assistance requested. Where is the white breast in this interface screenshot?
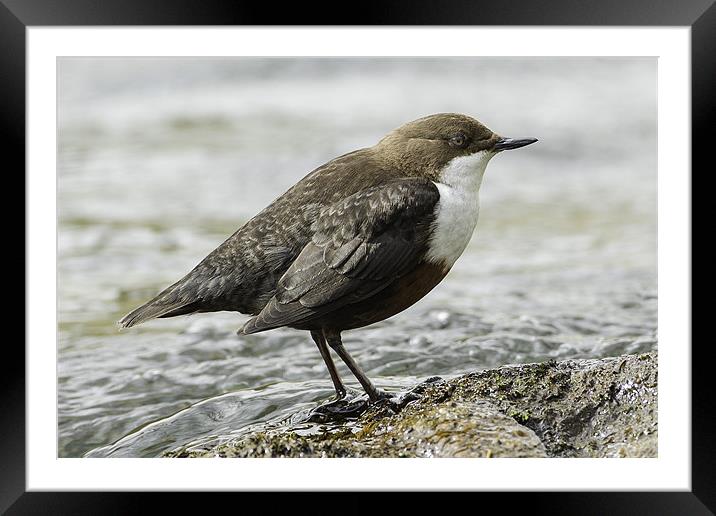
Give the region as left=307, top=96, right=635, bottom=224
left=425, top=150, right=495, bottom=267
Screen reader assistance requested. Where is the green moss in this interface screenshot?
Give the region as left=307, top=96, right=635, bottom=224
left=508, top=409, right=531, bottom=423
left=165, top=351, right=657, bottom=459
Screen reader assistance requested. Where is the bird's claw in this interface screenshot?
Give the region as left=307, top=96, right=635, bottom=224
left=375, top=376, right=445, bottom=412
left=308, top=376, right=445, bottom=422
left=307, top=395, right=370, bottom=422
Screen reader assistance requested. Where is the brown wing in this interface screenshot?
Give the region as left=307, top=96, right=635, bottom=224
left=240, top=177, right=440, bottom=334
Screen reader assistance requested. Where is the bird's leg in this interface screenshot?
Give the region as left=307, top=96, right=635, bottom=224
left=323, top=329, right=387, bottom=403
left=307, top=330, right=370, bottom=422
left=310, top=330, right=347, bottom=400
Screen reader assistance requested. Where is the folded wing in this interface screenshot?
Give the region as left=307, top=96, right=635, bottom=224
left=241, top=177, right=440, bottom=334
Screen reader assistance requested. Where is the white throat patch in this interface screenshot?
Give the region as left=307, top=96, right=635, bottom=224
left=425, top=150, right=495, bottom=268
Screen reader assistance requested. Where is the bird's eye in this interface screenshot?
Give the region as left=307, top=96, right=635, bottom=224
left=449, top=133, right=468, bottom=148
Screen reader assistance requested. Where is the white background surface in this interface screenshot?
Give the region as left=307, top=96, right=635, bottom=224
left=28, top=27, right=690, bottom=490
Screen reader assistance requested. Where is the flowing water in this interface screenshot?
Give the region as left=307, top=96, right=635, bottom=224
left=57, top=57, right=657, bottom=458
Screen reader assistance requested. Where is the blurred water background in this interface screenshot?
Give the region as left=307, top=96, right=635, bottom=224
left=58, top=57, right=657, bottom=458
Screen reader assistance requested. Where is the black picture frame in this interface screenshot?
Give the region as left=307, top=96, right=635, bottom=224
left=5, top=0, right=707, bottom=512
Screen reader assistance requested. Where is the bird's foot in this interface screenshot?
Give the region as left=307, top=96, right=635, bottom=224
left=401, top=375, right=444, bottom=403
left=308, top=376, right=445, bottom=422
left=372, top=376, right=445, bottom=413
left=307, top=390, right=370, bottom=422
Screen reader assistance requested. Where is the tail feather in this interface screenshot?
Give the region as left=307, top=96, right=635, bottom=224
left=157, top=302, right=202, bottom=320
left=118, top=283, right=201, bottom=329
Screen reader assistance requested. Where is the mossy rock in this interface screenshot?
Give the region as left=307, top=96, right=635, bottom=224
left=165, top=351, right=657, bottom=458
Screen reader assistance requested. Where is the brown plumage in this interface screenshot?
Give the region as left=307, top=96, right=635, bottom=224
left=119, top=113, right=537, bottom=403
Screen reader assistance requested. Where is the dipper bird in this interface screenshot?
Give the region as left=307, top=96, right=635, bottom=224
left=119, top=113, right=537, bottom=404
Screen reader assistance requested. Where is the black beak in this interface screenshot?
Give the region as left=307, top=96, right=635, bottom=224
left=493, top=137, right=538, bottom=151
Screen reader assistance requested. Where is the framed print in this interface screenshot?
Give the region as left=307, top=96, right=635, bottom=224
left=6, top=0, right=709, bottom=512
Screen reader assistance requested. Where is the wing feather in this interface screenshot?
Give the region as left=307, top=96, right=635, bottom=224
left=241, top=177, right=439, bottom=334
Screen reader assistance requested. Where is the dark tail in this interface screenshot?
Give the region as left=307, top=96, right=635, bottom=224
left=117, top=281, right=201, bottom=330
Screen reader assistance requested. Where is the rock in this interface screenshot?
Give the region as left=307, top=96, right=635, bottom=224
left=448, top=351, right=658, bottom=458
left=165, top=351, right=657, bottom=458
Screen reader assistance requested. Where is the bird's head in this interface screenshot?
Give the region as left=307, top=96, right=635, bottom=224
left=375, top=113, right=537, bottom=185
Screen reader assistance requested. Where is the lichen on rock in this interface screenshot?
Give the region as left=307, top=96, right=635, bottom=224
left=165, top=351, right=657, bottom=458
